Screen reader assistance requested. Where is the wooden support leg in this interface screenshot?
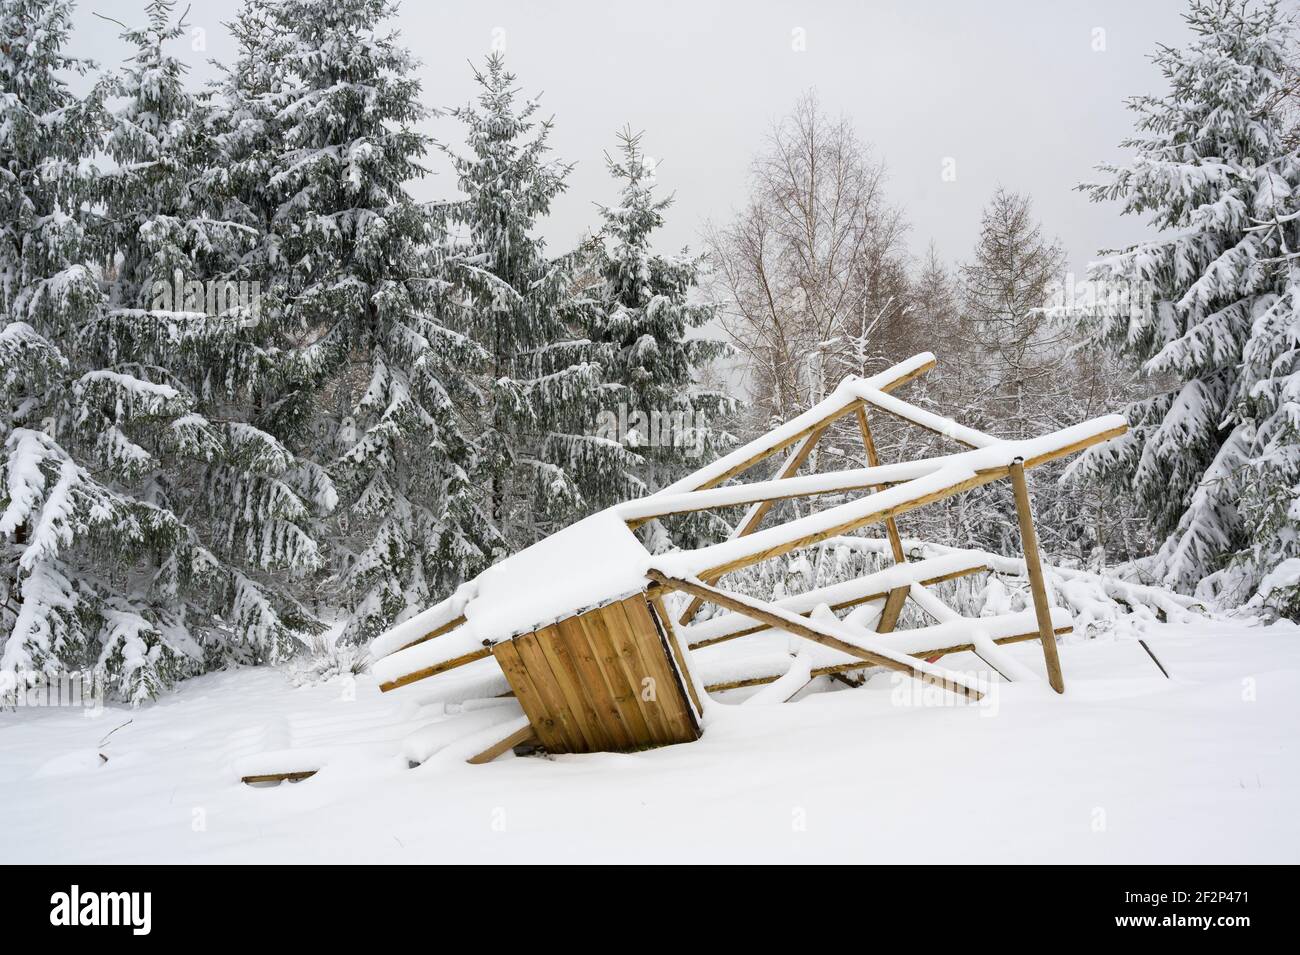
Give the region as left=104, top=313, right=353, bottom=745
left=876, top=587, right=909, bottom=634
left=1009, top=459, right=1065, bottom=694
left=856, top=407, right=910, bottom=635
left=854, top=407, right=906, bottom=563
left=466, top=724, right=538, bottom=764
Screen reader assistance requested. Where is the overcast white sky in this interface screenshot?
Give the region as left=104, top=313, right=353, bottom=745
left=69, top=0, right=1197, bottom=277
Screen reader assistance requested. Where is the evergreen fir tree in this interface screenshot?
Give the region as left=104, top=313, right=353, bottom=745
left=262, top=0, right=497, bottom=641
left=0, top=0, right=206, bottom=702
left=1236, top=182, right=1300, bottom=616
left=952, top=189, right=1068, bottom=555
left=587, top=127, right=734, bottom=549
left=92, top=0, right=330, bottom=667
left=1076, top=0, right=1300, bottom=606
left=443, top=54, right=640, bottom=547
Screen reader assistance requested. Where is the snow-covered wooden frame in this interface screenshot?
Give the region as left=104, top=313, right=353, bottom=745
left=367, top=352, right=1127, bottom=762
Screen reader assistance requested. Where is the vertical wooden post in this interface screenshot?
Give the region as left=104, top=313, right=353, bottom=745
left=875, top=586, right=909, bottom=634
left=854, top=407, right=906, bottom=563
left=855, top=406, right=909, bottom=632
left=1009, top=458, right=1064, bottom=694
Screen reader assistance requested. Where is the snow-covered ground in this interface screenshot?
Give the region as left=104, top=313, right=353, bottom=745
left=2, top=616, right=1297, bottom=863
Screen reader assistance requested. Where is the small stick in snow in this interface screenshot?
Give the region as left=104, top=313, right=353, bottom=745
left=1138, top=639, right=1170, bottom=679
left=98, top=719, right=132, bottom=747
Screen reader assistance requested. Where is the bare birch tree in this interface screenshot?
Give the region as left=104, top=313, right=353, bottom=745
left=703, top=91, right=910, bottom=428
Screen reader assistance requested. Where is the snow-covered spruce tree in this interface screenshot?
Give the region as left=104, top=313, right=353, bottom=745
left=263, top=0, right=497, bottom=642
left=1075, top=0, right=1300, bottom=608
left=959, top=188, right=1067, bottom=443
left=0, top=0, right=211, bottom=702
left=89, top=0, right=331, bottom=669
left=586, top=128, right=734, bottom=550
left=1236, top=184, right=1300, bottom=615
left=443, top=54, right=641, bottom=548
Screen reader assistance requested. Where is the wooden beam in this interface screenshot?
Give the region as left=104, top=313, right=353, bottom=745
left=393, top=614, right=467, bottom=654
left=621, top=459, right=929, bottom=525
left=685, top=563, right=985, bottom=649
left=701, top=628, right=1071, bottom=693
left=681, top=404, right=852, bottom=495
left=876, top=586, right=909, bottom=634
left=621, top=423, right=1128, bottom=526
left=241, top=771, right=317, bottom=785
left=466, top=724, right=537, bottom=764
left=378, top=646, right=493, bottom=693
left=675, top=424, right=829, bottom=624
left=689, top=422, right=1128, bottom=583
left=850, top=384, right=995, bottom=449
left=1014, top=423, right=1128, bottom=472
left=1009, top=459, right=1065, bottom=694
left=696, top=468, right=996, bottom=582
left=659, top=353, right=937, bottom=496
left=854, top=404, right=911, bottom=633
left=873, top=355, right=937, bottom=394
left=647, top=570, right=981, bottom=700
left=855, top=406, right=906, bottom=563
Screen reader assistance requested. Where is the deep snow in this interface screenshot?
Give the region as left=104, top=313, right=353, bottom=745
left=2, top=616, right=1297, bottom=863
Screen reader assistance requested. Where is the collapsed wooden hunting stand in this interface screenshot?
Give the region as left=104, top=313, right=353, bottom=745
left=369, top=352, right=1127, bottom=764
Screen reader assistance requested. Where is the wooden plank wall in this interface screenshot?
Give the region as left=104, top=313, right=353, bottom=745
left=493, top=594, right=702, bottom=754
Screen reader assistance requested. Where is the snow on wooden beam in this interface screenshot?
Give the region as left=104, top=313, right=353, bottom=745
left=401, top=703, right=526, bottom=765
left=235, top=748, right=329, bottom=785
left=646, top=570, right=983, bottom=700
left=619, top=459, right=941, bottom=525
left=656, top=352, right=937, bottom=497
left=651, top=416, right=1127, bottom=582
left=370, top=583, right=476, bottom=660
left=669, top=421, right=828, bottom=626
left=702, top=633, right=1057, bottom=693
left=681, top=551, right=993, bottom=649
left=695, top=609, right=1073, bottom=693
left=625, top=417, right=1125, bottom=533
left=835, top=536, right=1208, bottom=616
left=846, top=382, right=998, bottom=449
left=241, top=771, right=317, bottom=785
left=379, top=646, right=494, bottom=693
left=659, top=467, right=989, bottom=582
left=865, top=607, right=1072, bottom=656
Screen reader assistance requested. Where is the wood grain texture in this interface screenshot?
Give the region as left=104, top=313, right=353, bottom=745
left=490, top=597, right=702, bottom=754
left=1010, top=459, right=1065, bottom=694
left=466, top=725, right=537, bottom=765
